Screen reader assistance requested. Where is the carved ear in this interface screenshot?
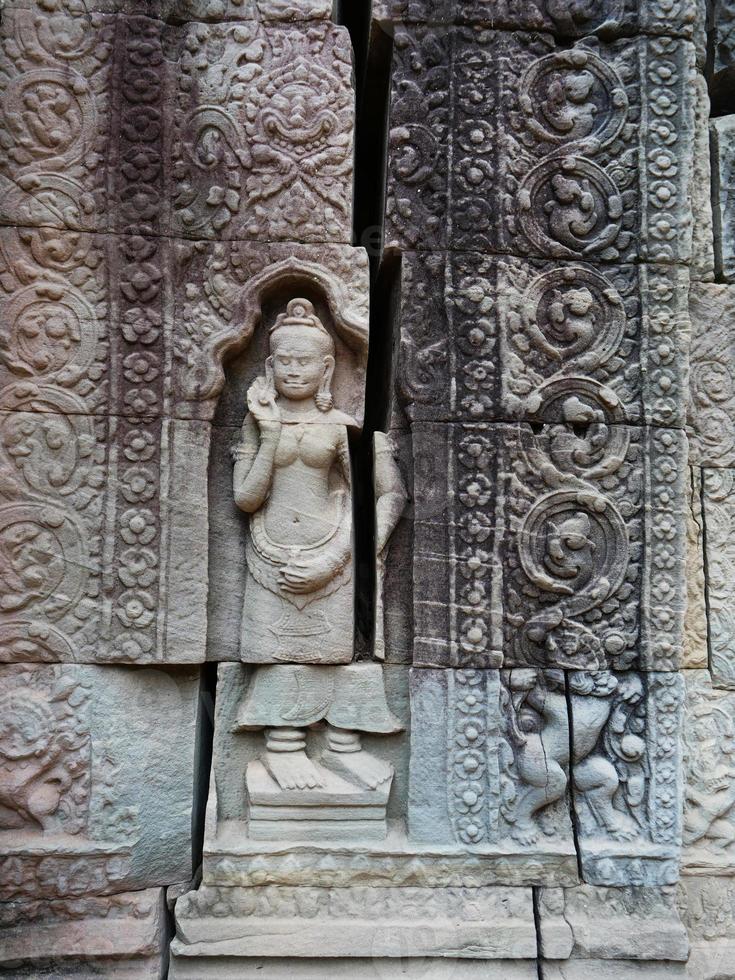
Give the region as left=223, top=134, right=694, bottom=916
left=316, top=355, right=335, bottom=412
left=264, top=356, right=275, bottom=392
left=321, top=354, right=335, bottom=391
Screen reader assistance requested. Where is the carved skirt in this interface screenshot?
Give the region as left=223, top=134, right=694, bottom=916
left=240, top=511, right=353, bottom=664
left=234, top=663, right=403, bottom=733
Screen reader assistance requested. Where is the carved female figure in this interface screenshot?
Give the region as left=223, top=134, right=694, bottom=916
left=232, top=297, right=354, bottom=665
left=232, top=298, right=401, bottom=794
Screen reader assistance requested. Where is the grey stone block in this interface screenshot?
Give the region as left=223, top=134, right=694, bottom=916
left=0, top=663, right=201, bottom=899
left=387, top=28, right=695, bottom=265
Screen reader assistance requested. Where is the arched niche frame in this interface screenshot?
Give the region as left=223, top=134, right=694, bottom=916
left=174, top=255, right=370, bottom=429
left=162, top=249, right=370, bottom=664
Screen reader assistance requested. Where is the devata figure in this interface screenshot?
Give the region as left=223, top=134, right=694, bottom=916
left=232, top=299, right=401, bottom=802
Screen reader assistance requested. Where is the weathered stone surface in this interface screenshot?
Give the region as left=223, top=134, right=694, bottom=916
left=711, top=116, right=735, bottom=282
left=0, top=663, right=200, bottom=898
left=408, top=667, right=575, bottom=858
left=701, top=469, right=735, bottom=688
left=0, top=236, right=368, bottom=664
left=387, top=28, right=695, bottom=264
left=171, top=956, right=539, bottom=979
left=682, top=670, right=735, bottom=873
left=678, top=876, right=735, bottom=980
left=408, top=423, right=686, bottom=672
left=683, top=468, right=708, bottom=669
left=0, top=887, right=167, bottom=978
left=196, top=662, right=580, bottom=887
left=541, top=962, right=686, bottom=979
left=373, top=0, right=700, bottom=38
left=397, top=251, right=690, bottom=428
left=0, top=8, right=354, bottom=244
left=571, top=671, right=684, bottom=886
left=537, top=884, right=688, bottom=961
left=3, top=0, right=332, bottom=17
left=690, top=73, right=715, bottom=281
left=172, top=882, right=537, bottom=959
left=688, top=283, right=735, bottom=466
left=713, top=0, right=735, bottom=74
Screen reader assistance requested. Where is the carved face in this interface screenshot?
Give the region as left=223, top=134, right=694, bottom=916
left=269, top=326, right=332, bottom=402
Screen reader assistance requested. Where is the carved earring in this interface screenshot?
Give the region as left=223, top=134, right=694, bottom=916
left=264, top=356, right=276, bottom=395
left=316, top=356, right=335, bottom=412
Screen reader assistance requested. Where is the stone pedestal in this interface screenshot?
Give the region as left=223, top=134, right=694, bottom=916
left=246, top=760, right=392, bottom=841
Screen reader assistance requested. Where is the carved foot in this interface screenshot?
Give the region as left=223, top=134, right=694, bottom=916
left=509, top=821, right=541, bottom=846
left=263, top=750, right=325, bottom=791
left=321, top=749, right=393, bottom=790
left=606, top=815, right=640, bottom=841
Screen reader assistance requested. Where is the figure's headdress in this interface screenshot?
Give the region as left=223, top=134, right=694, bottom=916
left=270, top=298, right=333, bottom=348
left=269, top=298, right=335, bottom=412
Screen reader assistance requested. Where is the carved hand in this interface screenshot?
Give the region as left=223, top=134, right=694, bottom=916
left=278, top=555, right=337, bottom=595
left=247, top=376, right=281, bottom=435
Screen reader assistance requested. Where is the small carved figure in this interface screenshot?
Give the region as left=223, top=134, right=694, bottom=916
left=233, top=299, right=402, bottom=796
left=0, top=690, right=74, bottom=832
left=547, top=286, right=596, bottom=349
left=539, top=71, right=596, bottom=140
left=505, top=669, right=641, bottom=845
left=684, top=708, right=735, bottom=854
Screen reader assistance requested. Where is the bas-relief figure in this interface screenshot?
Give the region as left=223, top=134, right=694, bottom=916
left=230, top=298, right=402, bottom=830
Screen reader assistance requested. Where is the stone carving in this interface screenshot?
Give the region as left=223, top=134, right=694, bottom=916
left=398, top=251, right=690, bottom=429
left=171, top=20, right=353, bottom=242
left=409, top=665, right=682, bottom=884
left=684, top=468, right=708, bottom=669
left=410, top=422, right=686, bottom=672
left=232, top=298, right=357, bottom=666
left=688, top=283, right=735, bottom=466
left=374, top=0, right=700, bottom=38
left=679, top=876, right=735, bottom=980
left=386, top=29, right=695, bottom=265
left=711, top=116, right=735, bottom=283
left=682, top=670, right=735, bottom=872
left=701, top=469, right=735, bottom=689
left=0, top=886, right=167, bottom=980
left=538, top=884, right=688, bottom=962
left=373, top=431, right=409, bottom=661
left=226, top=296, right=401, bottom=837
left=0, top=663, right=199, bottom=902
left=408, top=667, right=576, bottom=860
left=172, top=883, right=538, bottom=963
left=572, top=671, right=684, bottom=886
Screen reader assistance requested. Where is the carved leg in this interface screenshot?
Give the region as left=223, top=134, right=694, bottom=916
left=320, top=727, right=393, bottom=790
left=510, top=739, right=568, bottom=845
left=262, top=727, right=325, bottom=790
left=573, top=755, right=638, bottom=840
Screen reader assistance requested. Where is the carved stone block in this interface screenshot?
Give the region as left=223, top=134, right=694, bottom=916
left=0, top=887, right=167, bottom=978
left=570, top=671, right=684, bottom=886
left=167, top=20, right=354, bottom=243
left=684, top=468, right=708, bottom=670
left=410, top=423, right=686, bottom=672
left=0, top=663, right=200, bottom=899
left=387, top=28, right=695, bottom=264
left=688, top=283, right=735, bottom=466
left=711, top=116, right=735, bottom=282
left=701, top=470, right=735, bottom=688
left=408, top=668, right=577, bottom=869
left=0, top=9, right=354, bottom=245
left=682, top=669, right=735, bottom=873
left=398, top=251, right=690, bottom=428
left=373, top=0, right=700, bottom=39
left=678, top=876, right=735, bottom=980
left=171, top=882, right=538, bottom=963
left=0, top=7, right=116, bottom=236
left=0, top=409, right=211, bottom=664
left=690, top=73, right=715, bottom=282
left=537, top=884, right=688, bottom=962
